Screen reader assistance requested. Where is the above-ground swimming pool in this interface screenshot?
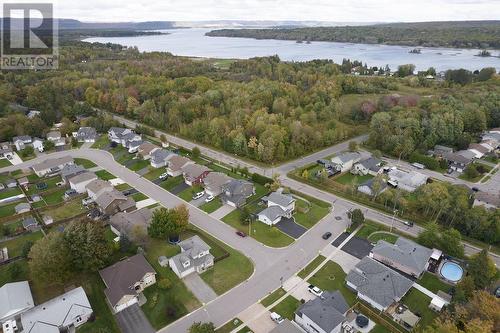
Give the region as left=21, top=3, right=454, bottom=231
left=440, top=261, right=463, bottom=283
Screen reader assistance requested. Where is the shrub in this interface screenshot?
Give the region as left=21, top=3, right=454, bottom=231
left=251, top=173, right=272, bottom=186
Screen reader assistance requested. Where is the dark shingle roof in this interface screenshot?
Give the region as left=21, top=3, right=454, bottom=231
left=296, top=291, right=348, bottom=332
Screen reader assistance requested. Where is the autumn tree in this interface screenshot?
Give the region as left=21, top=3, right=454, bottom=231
left=189, top=322, right=215, bottom=333
left=467, top=250, right=496, bottom=289
left=148, top=205, right=189, bottom=239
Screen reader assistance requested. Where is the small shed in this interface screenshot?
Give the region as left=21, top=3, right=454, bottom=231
left=158, top=256, right=168, bottom=267
left=430, top=296, right=446, bottom=312
left=42, top=215, right=54, bottom=225
left=22, top=217, right=38, bottom=230
left=430, top=248, right=442, bottom=261
left=17, top=177, right=29, bottom=187
left=5, top=179, right=17, bottom=188
left=15, top=203, right=31, bottom=214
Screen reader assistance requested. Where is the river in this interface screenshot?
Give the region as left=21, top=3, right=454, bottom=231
left=84, top=28, right=499, bottom=72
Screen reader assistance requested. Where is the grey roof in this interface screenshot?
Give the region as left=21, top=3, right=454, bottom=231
left=15, top=202, right=31, bottom=213
left=259, top=205, right=286, bottom=221
left=167, top=155, right=193, bottom=171
left=296, top=291, right=348, bottom=332
left=474, top=191, right=500, bottom=208
left=0, top=281, right=34, bottom=320
left=263, top=191, right=295, bottom=207
left=359, top=178, right=387, bottom=192
left=108, top=127, right=129, bottom=136
left=269, top=319, right=304, bottom=333
left=434, top=145, right=453, bottom=153
left=95, top=189, right=135, bottom=211
left=68, top=172, right=97, bottom=185
left=99, top=254, right=155, bottom=306
left=138, top=142, right=159, bottom=155
left=5, top=178, right=16, bottom=186
left=372, top=238, right=433, bottom=275
left=46, top=131, right=61, bottom=140
left=110, top=208, right=153, bottom=236
left=151, top=149, right=175, bottom=164
left=388, top=169, right=428, bottom=188
left=358, top=157, right=382, bottom=172
left=77, top=127, right=97, bottom=140
left=456, top=150, right=476, bottom=160
left=332, top=151, right=361, bottom=163
left=21, top=287, right=92, bottom=333
left=170, top=236, right=214, bottom=275
left=85, top=179, right=114, bottom=194
left=443, top=152, right=471, bottom=165
left=61, top=164, right=85, bottom=180
left=203, top=172, right=232, bottom=192
left=32, top=156, right=74, bottom=173
left=182, top=163, right=210, bottom=179
left=13, top=135, right=32, bottom=143
left=346, top=257, right=413, bottom=308
left=221, top=179, right=254, bottom=206
left=22, top=217, right=38, bottom=228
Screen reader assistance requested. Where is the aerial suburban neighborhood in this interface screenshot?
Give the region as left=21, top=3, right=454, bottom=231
left=0, top=6, right=499, bottom=333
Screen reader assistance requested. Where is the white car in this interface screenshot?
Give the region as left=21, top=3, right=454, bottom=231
left=159, top=172, right=169, bottom=180
left=192, top=191, right=205, bottom=200
left=82, top=197, right=94, bottom=205
left=205, top=195, right=215, bottom=202
left=270, top=312, right=284, bottom=324
left=308, top=284, right=324, bottom=297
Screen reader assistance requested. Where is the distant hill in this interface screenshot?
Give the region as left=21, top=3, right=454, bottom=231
left=206, top=20, right=500, bottom=49
left=0, top=18, right=175, bottom=30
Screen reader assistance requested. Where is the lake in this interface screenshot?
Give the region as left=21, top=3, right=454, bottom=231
left=84, top=28, right=499, bottom=72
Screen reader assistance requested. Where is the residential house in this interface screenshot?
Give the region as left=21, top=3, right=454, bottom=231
left=469, top=143, right=492, bottom=157
left=269, top=320, right=304, bottom=333
left=26, top=110, right=41, bottom=119
left=137, top=142, right=159, bottom=160
left=0, top=281, right=34, bottom=323
left=5, top=179, right=16, bottom=188
left=150, top=149, right=175, bottom=168
left=169, top=235, right=214, bottom=278
left=457, top=150, right=476, bottom=161
left=32, top=156, right=74, bottom=177
left=473, top=191, right=500, bottom=210
left=166, top=155, right=194, bottom=177
left=108, top=127, right=132, bottom=144
left=203, top=172, right=232, bottom=196
left=370, top=237, right=433, bottom=278
left=387, top=168, right=428, bottom=192
left=14, top=202, right=30, bottom=214
left=220, top=179, right=255, bottom=207
left=0, top=143, right=13, bottom=159
left=68, top=172, right=98, bottom=194
left=12, top=136, right=32, bottom=151
left=127, top=139, right=143, bottom=154
left=75, top=127, right=98, bottom=143
left=482, top=132, right=500, bottom=149
left=21, top=287, right=93, bottom=332
left=85, top=179, right=114, bottom=200
left=346, top=257, right=413, bottom=311
left=182, top=164, right=211, bottom=186
left=258, top=191, right=296, bottom=226
left=351, top=157, right=383, bottom=176
left=61, top=164, right=86, bottom=183
left=433, top=145, right=453, bottom=157
left=357, top=178, right=387, bottom=197
left=46, top=131, right=66, bottom=147
left=17, top=177, right=28, bottom=188
left=295, top=291, right=349, bottom=333
left=443, top=152, right=472, bottom=173
left=99, top=254, right=156, bottom=313
left=22, top=217, right=38, bottom=230
left=32, top=138, right=44, bottom=152
left=330, top=152, right=361, bottom=173
left=109, top=208, right=152, bottom=239
left=108, top=127, right=142, bottom=152
left=95, top=189, right=136, bottom=215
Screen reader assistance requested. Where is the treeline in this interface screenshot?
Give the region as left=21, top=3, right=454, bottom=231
left=60, top=29, right=166, bottom=41
left=206, top=20, right=500, bottom=49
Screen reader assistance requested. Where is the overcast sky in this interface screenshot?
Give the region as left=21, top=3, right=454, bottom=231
left=8, top=0, right=500, bottom=22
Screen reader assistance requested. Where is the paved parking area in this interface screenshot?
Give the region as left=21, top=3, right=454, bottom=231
left=190, top=193, right=208, bottom=207
left=331, top=232, right=350, bottom=247
left=136, top=198, right=157, bottom=209
left=238, top=303, right=275, bottom=333
left=341, top=236, right=374, bottom=259
left=283, top=276, right=315, bottom=302
left=210, top=204, right=236, bottom=220
left=170, top=182, right=189, bottom=194
left=275, top=217, right=307, bottom=239
left=115, top=304, right=154, bottom=333
left=330, top=250, right=360, bottom=273
left=183, top=273, right=218, bottom=304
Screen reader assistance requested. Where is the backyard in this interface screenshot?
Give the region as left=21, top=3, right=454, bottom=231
left=334, top=172, right=373, bottom=186
left=418, top=272, right=452, bottom=294
left=401, top=288, right=438, bottom=330
left=0, top=230, right=44, bottom=257
left=41, top=199, right=87, bottom=221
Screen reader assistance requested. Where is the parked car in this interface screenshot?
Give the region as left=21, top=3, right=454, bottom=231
left=159, top=172, right=169, bottom=181
left=471, top=187, right=479, bottom=192
left=236, top=231, right=246, bottom=237
left=192, top=191, right=205, bottom=200
left=322, top=232, right=332, bottom=240
left=205, top=195, right=215, bottom=202
left=402, top=220, right=414, bottom=227
left=308, top=284, right=324, bottom=297
left=411, top=162, right=425, bottom=170
left=82, top=197, right=94, bottom=205
left=270, top=312, right=284, bottom=324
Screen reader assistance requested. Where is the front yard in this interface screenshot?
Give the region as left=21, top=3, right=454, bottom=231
left=270, top=295, right=301, bottom=320
left=95, top=169, right=116, bottom=180
left=199, top=198, right=223, bottom=213
left=74, top=158, right=97, bottom=169
left=292, top=193, right=330, bottom=229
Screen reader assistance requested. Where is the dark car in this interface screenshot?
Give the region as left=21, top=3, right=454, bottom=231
left=471, top=187, right=479, bottom=192
left=236, top=231, right=247, bottom=237
left=322, top=232, right=332, bottom=240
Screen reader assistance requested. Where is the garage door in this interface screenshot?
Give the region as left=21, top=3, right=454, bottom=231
left=115, top=297, right=138, bottom=312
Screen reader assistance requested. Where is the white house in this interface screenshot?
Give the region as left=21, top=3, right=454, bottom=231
left=32, top=138, right=44, bottom=152
left=351, top=157, right=383, bottom=176
left=257, top=191, right=296, bottom=226
left=168, top=236, right=214, bottom=278
left=85, top=179, right=114, bottom=200
left=0, top=281, right=34, bottom=323
left=68, top=172, right=98, bottom=194
left=150, top=149, right=175, bottom=168
left=331, top=152, right=361, bottom=173
left=12, top=136, right=32, bottom=151
left=387, top=168, right=428, bottom=192
left=295, top=291, right=349, bottom=333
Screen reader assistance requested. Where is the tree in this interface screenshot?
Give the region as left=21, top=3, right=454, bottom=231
left=445, top=69, right=473, bottom=85
left=189, top=322, right=216, bottom=333
left=148, top=205, right=189, bottom=239
left=160, top=134, right=168, bottom=146
left=21, top=240, right=34, bottom=257
left=397, top=64, right=415, bottom=77
left=440, top=229, right=464, bottom=258
left=43, top=139, right=55, bottom=151
left=191, top=146, right=201, bottom=159
left=349, top=209, right=365, bottom=227
left=477, top=67, right=496, bottom=82
left=464, top=165, right=479, bottom=180
left=467, top=250, right=496, bottom=289
left=119, top=234, right=133, bottom=253
left=454, top=276, right=475, bottom=304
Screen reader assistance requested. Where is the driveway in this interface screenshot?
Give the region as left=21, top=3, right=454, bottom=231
left=341, top=236, right=374, bottom=259
left=190, top=193, right=209, bottom=207
left=275, top=217, right=307, bottom=239
left=283, top=276, right=315, bottom=302
left=183, top=273, right=218, bottom=304
left=331, top=232, right=350, bottom=247
left=210, top=204, right=236, bottom=220
left=329, top=250, right=360, bottom=273
left=136, top=198, right=157, bottom=209
left=237, top=303, right=275, bottom=333
left=115, top=304, right=154, bottom=333
left=170, top=182, right=189, bottom=195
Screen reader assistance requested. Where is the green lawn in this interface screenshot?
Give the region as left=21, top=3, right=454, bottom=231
left=115, top=183, right=131, bottom=191
left=95, top=169, right=116, bottom=180
left=334, top=172, right=373, bottom=186
left=293, top=198, right=330, bottom=229
left=261, top=287, right=286, bottom=307
left=216, top=318, right=242, bottom=333
left=0, top=201, right=23, bottom=218
left=199, top=198, right=223, bottom=213
left=367, top=232, right=398, bottom=244
left=91, top=135, right=110, bottom=149
left=370, top=325, right=392, bottom=333
left=270, top=295, right=301, bottom=320
left=144, top=167, right=167, bottom=180
left=128, top=159, right=150, bottom=171
left=42, top=188, right=66, bottom=205
left=222, top=209, right=294, bottom=248
left=0, top=187, right=22, bottom=200
left=42, top=199, right=87, bottom=221
left=177, top=186, right=198, bottom=202
left=459, top=163, right=493, bottom=182
left=0, top=230, right=44, bottom=257
left=0, top=159, right=12, bottom=167
left=419, top=272, right=452, bottom=294
left=161, top=175, right=184, bottom=191
left=27, top=176, right=62, bottom=195
left=401, top=288, right=438, bottom=330
left=74, top=158, right=97, bottom=169
left=307, top=260, right=357, bottom=306
left=356, top=221, right=389, bottom=239
left=131, top=192, right=148, bottom=201
left=298, top=255, right=325, bottom=279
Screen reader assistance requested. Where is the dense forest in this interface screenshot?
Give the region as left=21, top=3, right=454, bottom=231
left=207, top=21, right=500, bottom=49
left=0, top=41, right=498, bottom=165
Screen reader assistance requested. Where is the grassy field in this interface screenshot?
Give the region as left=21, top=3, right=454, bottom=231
left=419, top=272, right=452, bottom=294
left=334, top=172, right=373, bottom=186
left=293, top=197, right=330, bottom=229
left=26, top=176, right=62, bottom=195
left=0, top=159, right=12, bottom=167
left=144, top=167, right=167, bottom=180
left=270, top=295, right=301, bottom=320
left=199, top=198, right=223, bottom=213
left=90, top=135, right=110, bottom=149
left=401, top=288, right=438, bottom=330
left=215, top=318, right=242, bottom=333
left=298, top=255, right=325, bottom=279
left=0, top=187, right=22, bottom=200
left=261, top=287, right=286, bottom=307
left=74, top=158, right=97, bottom=169
left=307, top=260, right=357, bottom=306
left=222, top=209, right=294, bottom=248
left=161, top=175, right=184, bottom=191
left=178, top=186, right=197, bottom=202
left=42, top=188, right=66, bottom=205
left=128, top=159, right=150, bottom=171
left=95, top=169, right=116, bottom=180
left=0, top=230, right=44, bottom=257
left=131, top=192, right=148, bottom=201
left=43, top=199, right=87, bottom=221
left=0, top=201, right=22, bottom=218
left=367, top=232, right=398, bottom=244
left=115, top=183, right=131, bottom=191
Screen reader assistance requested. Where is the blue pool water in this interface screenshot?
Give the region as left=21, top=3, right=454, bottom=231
left=440, top=262, right=463, bottom=282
